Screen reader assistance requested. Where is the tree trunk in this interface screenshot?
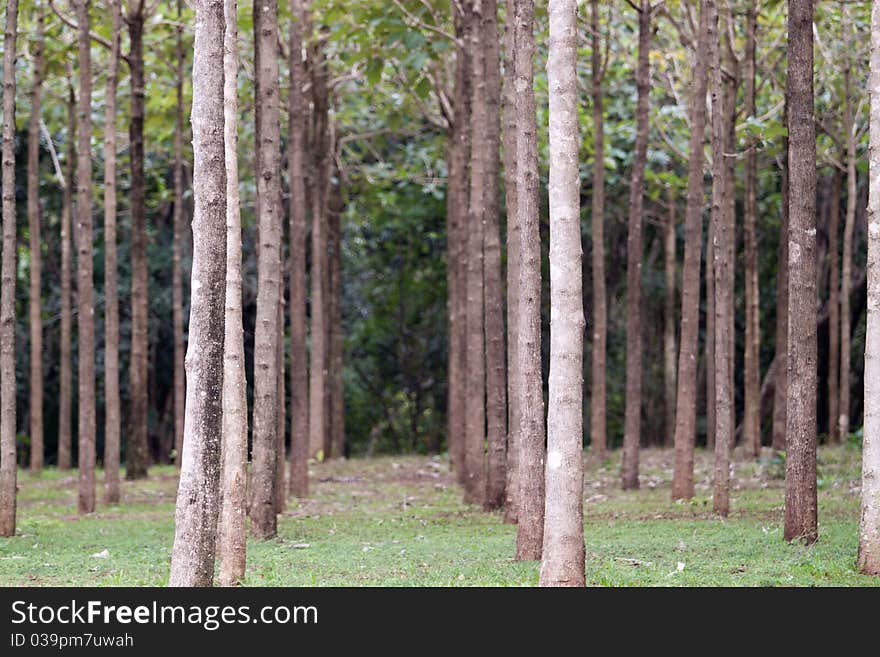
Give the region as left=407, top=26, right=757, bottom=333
left=75, top=0, right=97, bottom=515
left=590, top=0, right=607, bottom=460
left=172, top=0, right=186, bottom=468
left=328, top=181, right=345, bottom=460
left=483, top=0, right=507, bottom=511
left=58, top=85, right=75, bottom=472
left=540, top=0, right=585, bottom=587
left=840, top=2, right=856, bottom=444
left=663, top=186, right=676, bottom=447
left=287, top=0, right=309, bottom=498
left=0, top=0, right=19, bottom=537
left=743, top=0, right=760, bottom=459
left=217, top=0, right=248, bottom=586
left=463, top=0, right=487, bottom=505
left=671, top=0, right=712, bottom=501
left=705, top=216, right=716, bottom=450
left=126, top=4, right=149, bottom=480
left=169, top=0, right=227, bottom=586
left=622, top=1, right=651, bottom=491
left=513, top=0, right=544, bottom=561
left=250, top=0, right=283, bottom=540
left=276, top=296, right=286, bottom=510
left=27, top=8, right=45, bottom=474
left=772, top=101, right=789, bottom=453
left=784, top=0, right=818, bottom=545
left=828, top=171, right=841, bottom=444
left=859, top=0, right=880, bottom=574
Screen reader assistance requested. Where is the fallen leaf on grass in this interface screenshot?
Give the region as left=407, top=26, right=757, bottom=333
left=91, top=549, right=110, bottom=559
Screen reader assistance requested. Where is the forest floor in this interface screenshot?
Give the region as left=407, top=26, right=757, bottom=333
left=0, top=445, right=875, bottom=586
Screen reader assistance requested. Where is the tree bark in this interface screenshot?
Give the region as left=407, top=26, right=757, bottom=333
left=483, top=0, right=507, bottom=511
left=287, top=0, right=309, bottom=498
left=772, top=100, right=789, bottom=453
left=0, top=0, right=19, bottom=537
left=671, top=0, right=713, bottom=501
left=217, top=0, right=248, bottom=586
left=169, top=0, right=227, bottom=586
left=859, top=0, right=880, bottom=574
left=622, top=0, right=652, bottom=491
left=784, top=0, right=818, bottom=545
left=74, top=0, right=97, bottom=515
left=705, top=216, right=716, bottom=450
left=126, top=3, right=149, bottom=480
left=828, top=171, right=841, bottom=444
left=27, top=8, right=45, bottom=474
left=172, top=0, right=186, bottom=468
left=58, top=85, right=75, bottom=472
left=663, top=186, right=676, bottom=447
left=540, top=0, right=585, bottom=587
left=513, top=0, right=544, bottom=561
left=276, top=295, right=286, bottom=510
left=250, top=0, right=283, bottom=539
left=328, top=181, right=345, bottom=460
left=590, top=0, right=607, bottom=460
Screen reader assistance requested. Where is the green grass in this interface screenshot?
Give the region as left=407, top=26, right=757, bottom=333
left=0, top=445, right=875, bottom=586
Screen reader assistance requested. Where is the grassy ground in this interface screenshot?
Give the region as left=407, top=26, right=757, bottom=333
left=0, top=445, right=875, bottom=586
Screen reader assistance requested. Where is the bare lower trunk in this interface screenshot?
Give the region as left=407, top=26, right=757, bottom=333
left=705, top=216, right=716, bottom=450
left=671, top=0, right=712, bottom=501
left=169, top=0, right=227, bottom=586
left=276, top=297, right=286, bottom=510
left=622, top=1, right=651, bottom=491
left=288, top=0, right=309, bottom=498
left=513, top=0, right=544, bottom=561
left=27, top=9, right=45, bottom=474
left=0, top=0, right=19, bottom=537
left=172, top=0, right=186, bottom=468
left=328, top=181, right=345, bottom=460
left=773, top=102, right=790, bottom=453
left=828, top=172, right=841, bottom=444
left=250, top=0, right=283, bottom=539
left=75, top=0, right=97, bottom=515
left=540, top=0, right=585, bottom=587
left=217, top=0, right=248, bottom=586
left=58, top=87, right=75, bottom=472
left=663, top=186, right=676, bottom=448
left=784, top=0, right=818, bottom=545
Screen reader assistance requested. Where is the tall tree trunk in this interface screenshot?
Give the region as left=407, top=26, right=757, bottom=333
left=103, top=0, right=122, bottom=503
left=27, top=8, right=45, bottom=474
left=287, top=0, right=309, bottom=498
left=126, top=3, right=149, bottom=480
left=784, top=0, right=818, bottom=545
left=483, top=0, right=507, bottom=511
left=743, top=0, right=760, bottom=459
left=250, top=0, right=282, bottom=539
left=74, top=0, right=97, bottom=515
left=671, top=0, right=713, bottom=501
left=448, top=3, right=471, bottom=487
left=217, top=0, right=248, bottom=586
left=58, top=85, right=75, bottom=471
left=0, top=0, right=19, bottom=537
left=502, top=0, right=519, bottom=521
left=328, top=181, right=345, bottom=459
left=772, top=101, right=789, bottom=452
left=828, top=171, right=841, bottom=444
left=705, top=216, right=716, bottom=450
left=172, top=0, right=186, bottom=468
left=276, top=296, right=286, bottom=510
left=169, top=0, right=227, bottom=586
left=463, top=0, right=487, bottom=505
left=540, top=0, right=585, bottom=587
left=590, top=0, right=607, bottom=460
left=840, top=1, right=857, bottom=444
left=513, top=0, right=544, bottom=561
left=859, top=0, right=880, bottom=574
left=663, top=186, right=676, bottom=447
left=622, top=0, right=651, bottom=491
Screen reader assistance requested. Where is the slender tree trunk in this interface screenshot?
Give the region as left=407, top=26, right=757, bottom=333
left=287, top=0, right=309, bottom=498
left=250, top=0, right=282, bottom=539
left=772, top=101, right=789, bottom=452
left=0, top=0, right=19, bottom=537
left=671, top=0, right=713, bottom=501
left=217, top=0, right=248, bottom=586
left=540, top=0, right=585, bottom=587
left=828, top=171, right=841, bottom=444
left=172, top=0, right=186, bottom=468
left=276, top=296, right=286, bottom=510
left=663, top=186, right=676, bottom=447
left=705, top=216, right=716, bottom=450
left=328, top=182, right=345, bottom=460
left=169, top=0, right=227, bottom=586
left=513, top=0, right=544, bottom=560
left=27, top=8, right=45, bottom=474
left=126, top=4, right=149, bottom=480
left=590, top=0, right=607, bottom=460
left=840, top=2, right=856, bottom=443
left=74, top=0, right=96, bottom=515
left=622, top=0, right=651, bottom=491
left=58, top=86, right=75, bottom=472
left=103, top=0, right=122, bottom=503
left=743, top=0, right=761, bottom=459
left=483, top=0, right=507, bottom=511
left=859, top=0, right=880, bottom=574
left=784, top=0, right=818, bottom=545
